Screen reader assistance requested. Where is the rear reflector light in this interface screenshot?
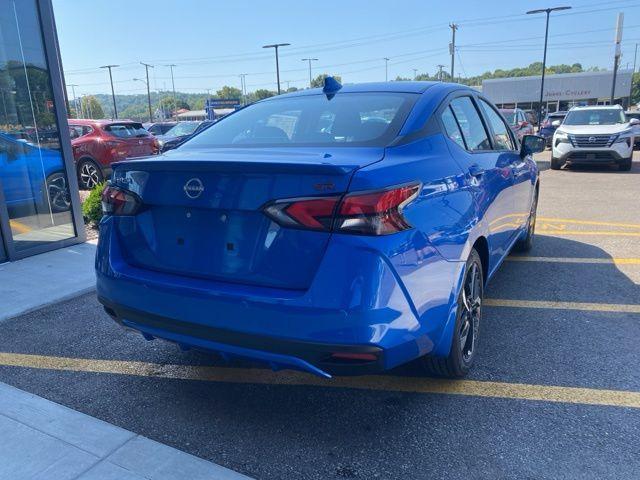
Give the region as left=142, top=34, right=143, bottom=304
left=330, top=352, right=378, bottom=362
left=101, top=185, right=142, bottom=216
left=263, top=182, right=420, bottom=236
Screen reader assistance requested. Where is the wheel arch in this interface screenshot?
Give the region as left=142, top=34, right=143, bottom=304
left=471, top=236, right=489, bottom=285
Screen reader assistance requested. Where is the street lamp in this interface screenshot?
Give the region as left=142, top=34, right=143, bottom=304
left=302, top=58, right=318, bottom=88
left=133, top=77, right=153, bottom=122
left=100, top=64, right=119, bottom=119
left=527, top=6, right=572, bottom=131
left=384, top=57, right=390, bottom=82
left=263, top=43, right=290, bottom=94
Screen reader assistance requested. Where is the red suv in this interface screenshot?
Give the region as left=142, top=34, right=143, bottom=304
left=499, top=108, right=535, bottom=141
left=68, top=119, right=159, bottom=189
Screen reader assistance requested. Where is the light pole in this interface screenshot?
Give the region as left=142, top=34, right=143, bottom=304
left=412, top=69, right=418, bottom=80
left=133, top=77, right=153, bottom=122
left=263, top=43, right=290, bottom=94
left=68, top=83, right=79, bottom=118
left=384, top=57, right=390, bottom=82
left=165, top=64, right=177, bottom=120
left=527, top=6, right=572, bottom=131
left=437, top=64, right=446, bottom=81
left=140, top=62, right=154, bottom=122
left=100, top=64, right=119, bottom=118
left=239, top=74, right=247, bottom=105
left=302, top=58, right=318, bottom=88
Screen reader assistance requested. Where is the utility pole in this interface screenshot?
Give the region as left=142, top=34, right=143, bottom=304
left=437, top=64, right=445, bottom=81
left=384, top=57, right=390, bottom=82
left=449, top=23, right=458, bottom=80
left=627, top=43, right=637, bottom=107
left=140, top=62, right=154, bottom=122
left=611, top=12, right=624, bottom=105
left=412, top=69, right=418, bottom=80
left=302, top=58, right=318, bottom=88
left=165, top=64, right=177, bottom=120
left=262, top=43, right=290, bottom=95
left=239, top=74, right=247, bottom=105
left=68, top=83, right=79, bottom=118
left=527, top=6, right=572, bottom=131
left=100, top=64, right=119, bottom=119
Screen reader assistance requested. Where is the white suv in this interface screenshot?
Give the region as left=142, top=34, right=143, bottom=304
left=551, top=105, right=638, bottom=171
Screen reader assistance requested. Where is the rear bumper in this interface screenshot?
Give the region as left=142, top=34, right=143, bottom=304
left=96, top=217, right=464, bottom=377
left=100, top=297, right=384, bottom=377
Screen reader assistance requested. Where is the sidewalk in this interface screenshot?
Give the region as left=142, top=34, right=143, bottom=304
left=0, top=382, right=251, bottom=480
left=0, top=241, right=97, bottom=322
left=0, top=243, right=253, bottom=480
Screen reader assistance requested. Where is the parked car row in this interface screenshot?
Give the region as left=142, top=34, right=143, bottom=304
left=499, top=108, right=535, bottom=140
left=68, top=119, right=216, bottom=189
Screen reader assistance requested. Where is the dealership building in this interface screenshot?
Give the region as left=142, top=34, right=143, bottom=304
left=0, top=0, right=84, bottom=262
left=482, top=69, right=635, bottom=114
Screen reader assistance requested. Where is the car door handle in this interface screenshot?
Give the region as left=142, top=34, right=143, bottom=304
left=468, top=164, right=485, bottom=178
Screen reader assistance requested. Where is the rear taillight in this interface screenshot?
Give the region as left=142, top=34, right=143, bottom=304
left=263, top=183, right=420, bottom=236
left=101, top=185, right=141, bottom=216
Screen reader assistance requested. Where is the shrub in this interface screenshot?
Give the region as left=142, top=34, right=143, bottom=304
left=82, top=182, right=105, bottom=226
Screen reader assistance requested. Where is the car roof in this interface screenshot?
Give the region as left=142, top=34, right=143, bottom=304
left=272, top=81, right=440, bottom=100
left=568, top=105, right=623, bottom=111
left=69, top=119, right=139, bottom=126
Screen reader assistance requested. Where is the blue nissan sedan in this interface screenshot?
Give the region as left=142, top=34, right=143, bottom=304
left=96, top=79, right=543, bottom=378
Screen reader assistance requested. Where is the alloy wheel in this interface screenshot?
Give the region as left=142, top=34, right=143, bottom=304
left=47, top=174, right=71, bottom=212
left=80, top=162, right=101, bottom=189
left=459, top=261, right=482, bottom=362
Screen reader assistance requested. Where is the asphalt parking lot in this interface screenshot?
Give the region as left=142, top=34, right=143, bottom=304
left=0, top=150, right=639, bottom=479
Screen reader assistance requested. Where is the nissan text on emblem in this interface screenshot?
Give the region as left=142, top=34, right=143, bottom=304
left=184, top=178, right=204, bottom=199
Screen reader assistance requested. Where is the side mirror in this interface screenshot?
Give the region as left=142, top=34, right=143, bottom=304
left=520, top=134, right=546, bottom=158
left=520, top=121, right=529, bottom=127
left=551, top=120, right=561, bottom=127
left=629, top=118, right=640, bottom=126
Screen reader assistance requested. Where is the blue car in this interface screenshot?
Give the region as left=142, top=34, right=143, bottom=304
left=96, top=79, right=543, bottom=378
left=0, top=132, right=70, bottom=212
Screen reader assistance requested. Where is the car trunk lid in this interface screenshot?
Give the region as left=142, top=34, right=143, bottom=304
left=110, top=147, right=384, bottom=289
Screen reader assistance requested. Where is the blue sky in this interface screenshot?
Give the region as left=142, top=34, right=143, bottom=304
left=53, top=0, right=640, bottom=98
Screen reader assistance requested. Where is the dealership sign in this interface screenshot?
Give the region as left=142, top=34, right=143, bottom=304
left=482, top=70, right=633, bottom=104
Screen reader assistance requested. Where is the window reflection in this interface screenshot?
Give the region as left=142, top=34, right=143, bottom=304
left=0, top=0, right=75, bottom=252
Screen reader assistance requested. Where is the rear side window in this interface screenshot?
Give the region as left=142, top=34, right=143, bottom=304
left=441, top=107, right=466, bottom=149
left=104, top=123, right=149, bottom=138
left=450, top=97, right=491, bottom=151
left=479, top=99, right=515, bottom=151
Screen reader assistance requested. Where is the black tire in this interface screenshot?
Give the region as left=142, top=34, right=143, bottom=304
left=618, top=156, right=632, bottom=171
left=45, top=172, right=71, bottom=213
left=550, top=156, right=564, bottom=170
left=77, top=158, right=103, bottom=190
left=513, top=187, right=538, bottom=252
left=421, top=249, right=483, bottom=378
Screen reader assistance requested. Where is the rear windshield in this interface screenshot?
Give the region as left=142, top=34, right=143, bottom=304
left=182, top=92, right=417, bottom=148
left=165, top=122, right=201, bottom=137
left=501, top=112, right=516, bottom=125
left=104, top=123, right=149, bottom=138
left=564, top=109, right=626, bottom=125
left=626, top=113, right=640, bottom=120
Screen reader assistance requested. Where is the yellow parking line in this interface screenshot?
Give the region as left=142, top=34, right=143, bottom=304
left=537, top=230, right=640, bottom=237
left=0, top=352, right=638, bottom=409
left=485, top=298, right=640, bottom=314
left=507, top=256, right=640, bottom=265
left=8, top=220, right=31, bottom=234
left=538, top=218, right=640, bottom=229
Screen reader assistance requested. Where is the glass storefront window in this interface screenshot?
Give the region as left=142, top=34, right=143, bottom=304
left=0, top=0, right=75, bottom=253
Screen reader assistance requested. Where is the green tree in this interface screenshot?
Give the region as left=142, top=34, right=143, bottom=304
left=215, top=86, right=242, bottom=99
left=80, top=95, right=105, bottom=119
left=310, top=74, right=343, bottom=88
left=251, top=89, right=276, bottom=101
left=631, top=72, right=640, bottom=106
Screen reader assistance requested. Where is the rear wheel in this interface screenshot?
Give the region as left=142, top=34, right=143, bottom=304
left=46, top=172, right=71, bottom=212
left=618, top=156, right=632, bottom=171
left=77, top=159, right=103, bottom=190
left=421, top=249, right=483, bottom=378
left=514, top=188, right=538, bottom=252
left=550, top=156, right=564, bottom=170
